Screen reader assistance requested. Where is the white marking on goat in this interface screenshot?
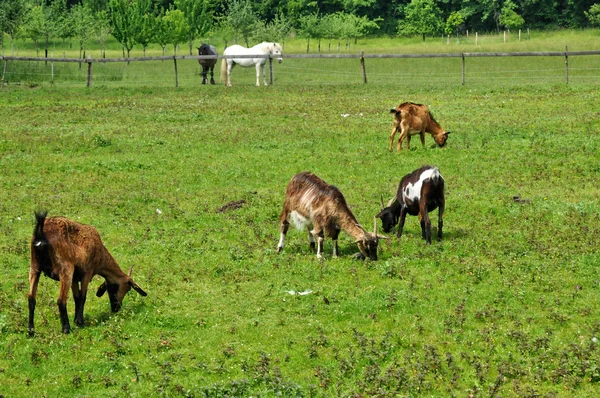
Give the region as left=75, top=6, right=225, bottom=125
left=291, top=210, right=312, bottom=230
left=34, top=241, right=42, bottom=247
left=403, top=168, right=437, bottom=202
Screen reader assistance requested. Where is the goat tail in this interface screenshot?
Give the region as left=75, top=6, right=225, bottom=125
left=33, top=211, right=49, bottom=251
left=431, top=167, right=445, bottom=186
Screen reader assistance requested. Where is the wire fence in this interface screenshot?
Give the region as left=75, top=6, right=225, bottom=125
left=2, top=50, right=599, bottom=88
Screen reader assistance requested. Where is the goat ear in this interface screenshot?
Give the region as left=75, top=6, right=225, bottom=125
left=376, top=234, right=389, bottom=240
left=445, top=131, right=451, bottom=135
left=96, top=281, right=107, bottom=297
left=129, top=280, right=148, bottom=296
left=375, top=210, right=383, bottom=218
left=389, top=108, right=397, bottom=114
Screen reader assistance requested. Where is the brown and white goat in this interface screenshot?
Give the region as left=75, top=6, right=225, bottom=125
left=389, top=102, right=450, bottom=151
left=277, top=172, right=386, bottom=260
left=376, top=166, right=445, bottom=244
left=29, top=211, right=147, bottom=334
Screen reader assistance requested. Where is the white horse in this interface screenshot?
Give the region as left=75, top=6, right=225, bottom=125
left=220, top=42, right=283, bottom=87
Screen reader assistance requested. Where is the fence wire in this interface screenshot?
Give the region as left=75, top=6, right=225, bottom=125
left=2, top=52, right=599, bottom=88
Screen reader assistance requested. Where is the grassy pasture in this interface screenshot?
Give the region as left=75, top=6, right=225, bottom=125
left=1, top=32, right=600, bottom=397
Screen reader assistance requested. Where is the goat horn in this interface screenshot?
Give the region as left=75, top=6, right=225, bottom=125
left=373, top=216, right=377, bottom=235
left=380, top=195, right=385, bottom=210
left=128, top=265, right=134, bottom=277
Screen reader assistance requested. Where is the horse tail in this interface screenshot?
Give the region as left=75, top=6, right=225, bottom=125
left=220, top=58, right=228, bottom=83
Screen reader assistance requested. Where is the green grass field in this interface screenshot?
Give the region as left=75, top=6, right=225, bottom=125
left=1, top=31, right=600, bottom=397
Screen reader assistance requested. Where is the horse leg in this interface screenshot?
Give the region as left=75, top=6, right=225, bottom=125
left=255, top=62, right=261, bottom=86
left=261, top=62, right=267, bottom=85
left=201, top=65, right=207, bottom=85
left=227, top=62, right=233, bottom=87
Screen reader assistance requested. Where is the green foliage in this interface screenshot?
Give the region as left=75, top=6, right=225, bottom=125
left=132, top=6, right=154, bottom=55
left=0, top=0, right=30, bottom=42
left=298, top=12, right=321, bottom=52
left=398, top=0, right=444, bottom=41
left=162, top=8, right=189, bottom=55
left=70, top=4, right=95, bottom=55
left=585, top=3, right=600, bottom=27
left=499, top=0, right=525, bottom=30
left=174, top=0, right=212, bottom=55
left=445, top=11, right=465, bottom=36
left=108, top=0, right=137, bottom=57
left=225, top=0, right=258, bottom=47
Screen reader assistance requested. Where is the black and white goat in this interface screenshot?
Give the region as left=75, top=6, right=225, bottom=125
left=277, top=172, right=386, bottom=260
left=376, top=166, right=445, bottom=244
left=29, top=211, right=147, bottom=334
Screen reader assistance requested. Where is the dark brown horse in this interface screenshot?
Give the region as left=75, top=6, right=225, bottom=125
left=198, top=43, right=217, bottom=85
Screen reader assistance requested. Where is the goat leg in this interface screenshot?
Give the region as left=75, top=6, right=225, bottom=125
left=397, top=208, right=408, bottom=238
left=28, top=269, right=41, bottom=335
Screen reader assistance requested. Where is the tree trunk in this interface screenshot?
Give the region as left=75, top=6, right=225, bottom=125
left=422, top=33, right=426, bottom=41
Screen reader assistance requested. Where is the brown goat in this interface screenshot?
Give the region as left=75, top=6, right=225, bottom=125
left=389, top=102, right=450, bottom=151
left=277, top=172, right=386, bottom=260
left=28, top=211, right=147, bottom=334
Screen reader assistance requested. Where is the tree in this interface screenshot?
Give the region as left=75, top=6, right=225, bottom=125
left=585, top=3, right=600, bottom=27
left=298, top=12, right=321, bottom=52
left=162, top=8, right=189, bottom=55
left=397, top=0, right=443, bottom=41
left=153, top=10, right=172, bottom=56
left=94, top=11, right=112, bottom=58
left=23, top=5, right=47, bottom=56
left=108, top=0, right=137, bottom=58
left=271, top=12, right=291, bottom=47
left=346, top=13, right=379, bottom=45
left=130, top=0, right=154, bottom=57
left=499, top=0, right=525, bottom=30
left=445, top=11, right=465, bottom=36
left=1, top=0, right=30, bottom=54
left=174, top=0, right=212, bottom=55
left=70, top=3, right=95, bottom=59
left=225, top=0, right=258, bottom=47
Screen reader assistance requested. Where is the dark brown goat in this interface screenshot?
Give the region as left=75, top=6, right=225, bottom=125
left=28, top=212, right=147, bottom=334
left=376, top=166, right=445, bottom=244
left=389, top=102, right=450, bottom=151
left=277, top=172, right=386, bottom=260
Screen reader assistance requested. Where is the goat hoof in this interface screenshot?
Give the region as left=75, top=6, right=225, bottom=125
left=62, top=327, right=70, bottom=334
left=28, top=328, right=35, bottom=337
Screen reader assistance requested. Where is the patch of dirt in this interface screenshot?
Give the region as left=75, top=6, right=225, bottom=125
left=216, top=199, right=247, bottom=213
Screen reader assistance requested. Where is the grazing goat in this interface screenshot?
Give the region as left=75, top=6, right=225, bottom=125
left=389, top=102, right=450, bottom=151
left=277, top=172, right=386, bottom=260
left=376, top=166, right=445, bottom=244
left=28, top=212, right=147, bottom=334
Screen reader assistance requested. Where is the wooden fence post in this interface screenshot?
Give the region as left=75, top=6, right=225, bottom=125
left=461, top=53, right=465, bottom=86
left=360, top=51, right=367, bottom=84
left=174, top=57, right=179, bottom=88
left=87, top=55, right=92, bottom=87
left=51, top=52, right=54, bottom=86
left=269, top=54, right=273, bottom=85
left=565, top=46, right=569, bottom=84
left=1, top=59, right=7, bottom=88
